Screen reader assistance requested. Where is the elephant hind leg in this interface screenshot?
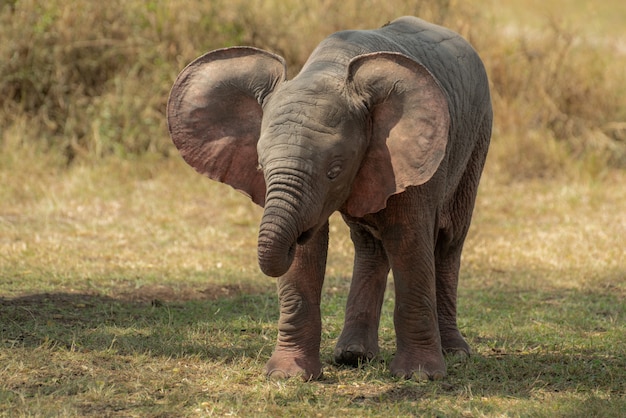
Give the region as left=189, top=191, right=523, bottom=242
left=435, top=130, right=489, bottom=358
left=435, top=242, right=471, bottom=358
left=334, top=220, right=389, bottom=366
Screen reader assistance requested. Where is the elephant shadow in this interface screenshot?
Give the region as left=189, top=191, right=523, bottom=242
left=0, top=284, right=278, bottom=364
left=2, top=281, right=624, bottom=406
left=320, top=276, right=625, bottom=405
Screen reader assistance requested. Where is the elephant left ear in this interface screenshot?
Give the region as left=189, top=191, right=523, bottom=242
left=343, top=52, right=450, bottom=218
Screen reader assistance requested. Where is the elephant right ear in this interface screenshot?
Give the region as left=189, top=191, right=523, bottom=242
left=167, top=47, right=287, bottom=206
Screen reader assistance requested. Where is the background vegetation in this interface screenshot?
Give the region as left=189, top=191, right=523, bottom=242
left=2, top=0, right=625, bottom=176
left=1, top=0, right=625, bottom=416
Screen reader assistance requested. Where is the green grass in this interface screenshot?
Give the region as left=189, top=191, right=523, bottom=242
left=1, top=157, right=625, bottom=416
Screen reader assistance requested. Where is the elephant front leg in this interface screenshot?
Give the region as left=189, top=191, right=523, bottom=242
left=335, top=220, right=390, bottom=366
left=264, top=222, right=329, bottom=381
left=385, top=232, right=446, bottom=381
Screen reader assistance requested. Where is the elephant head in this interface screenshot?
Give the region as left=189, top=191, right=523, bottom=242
left=167, top=46, right=449, bottom=277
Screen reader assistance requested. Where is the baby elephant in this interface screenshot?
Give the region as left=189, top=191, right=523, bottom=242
left=167, top=16, right=492, bottom=381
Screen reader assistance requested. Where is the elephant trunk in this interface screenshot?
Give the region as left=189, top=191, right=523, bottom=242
left=257, top=207, right=298, bottom=277
left=257, top=171, right=314, bottom=277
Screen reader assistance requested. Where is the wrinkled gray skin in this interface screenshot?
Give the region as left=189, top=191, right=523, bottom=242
left=167, top=16, right=492, bottom=381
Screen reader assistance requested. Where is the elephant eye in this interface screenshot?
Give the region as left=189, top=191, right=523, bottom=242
left=327, top=164, right=342, bottom=180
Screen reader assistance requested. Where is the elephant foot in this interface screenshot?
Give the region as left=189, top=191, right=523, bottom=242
left=440, top=328, right=471, bottom=359
left=334, top=327, right=379, bottom=366
left=334, top=343, right=378, bottom=366
left=264, top=350, right=323, bottom=381
left=390, top=349, right=446, bottom=381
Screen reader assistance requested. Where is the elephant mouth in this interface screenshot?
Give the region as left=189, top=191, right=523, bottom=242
left=296, top=226, right=316, bottom=245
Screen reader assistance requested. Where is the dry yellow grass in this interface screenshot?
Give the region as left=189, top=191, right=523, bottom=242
left=1, top=0, right=625, bottom=175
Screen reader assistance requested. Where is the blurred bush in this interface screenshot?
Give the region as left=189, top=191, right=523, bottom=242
left=481, top=18, right=626, bottom=179
left=1, top=0, right=624, bottom=178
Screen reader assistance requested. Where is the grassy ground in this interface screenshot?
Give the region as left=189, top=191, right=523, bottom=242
left=1, top=156, right=625, bottom=416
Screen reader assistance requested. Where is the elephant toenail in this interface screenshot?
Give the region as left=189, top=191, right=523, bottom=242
left=431, top=370, right=445, bottom=381
left=266, top=369, right=289, bottom=380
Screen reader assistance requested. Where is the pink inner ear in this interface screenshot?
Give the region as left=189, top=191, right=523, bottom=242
left=342, top=132, right=398, bottom=218
left=167, top=47, right=286, bottom=207
left=171, top=87, right=267, bottom=206
left=342, top=52, right=450, bottom=218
